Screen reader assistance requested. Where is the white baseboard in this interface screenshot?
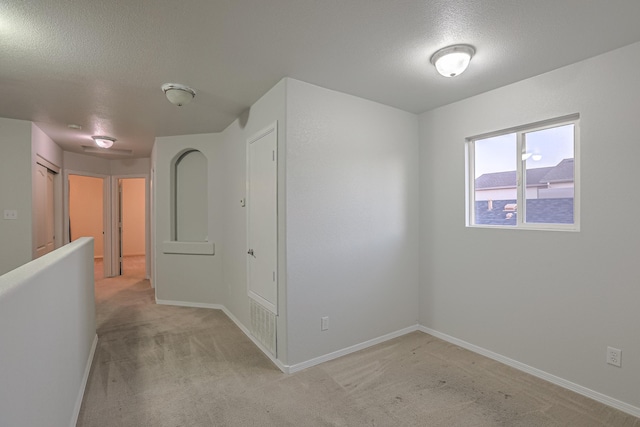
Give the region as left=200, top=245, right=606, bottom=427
left=285, top=325, right=420, bottom=374
left=70, top=333, right=98, bottom=427
left=154, top=299, right=287, bottom=373
left=156, top=298, right=225, bottom=310
left=418, top=326, right=640, bottom=419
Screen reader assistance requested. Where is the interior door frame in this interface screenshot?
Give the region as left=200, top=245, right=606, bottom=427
left=64, top=170, right=111, bottom=275
left=110, top=174, right=150, bottom=280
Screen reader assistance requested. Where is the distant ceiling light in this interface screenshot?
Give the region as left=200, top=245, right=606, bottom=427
left=522, top=152, right=543, bottom=161
left=82, top=146, right=133, bottom=156
left=67, top=124, right=82, bottom=130
left=430, top=44, right=475, bottom=77
left=161, top=83, right=196, bottom=106
left=92, top=135, right=115, bottom=149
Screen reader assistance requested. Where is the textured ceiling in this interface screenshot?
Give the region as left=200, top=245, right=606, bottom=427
left=2, top=0, right=640, bottom=158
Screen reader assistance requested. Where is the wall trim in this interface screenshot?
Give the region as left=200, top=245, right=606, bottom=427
left=286, top=325, right=420, bottom=374
left=70, top=333, right=98, bottom=427
left=418, top=326, right=640, bottom=419
left=155, top=299, right=224, bottom=311
left=155, top=299, right=287, bottom=373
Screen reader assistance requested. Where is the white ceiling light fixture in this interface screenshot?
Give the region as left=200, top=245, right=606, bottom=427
left=430, top=44, right=476, bottom=77
left=161, top=83, right=196, bottom=106
left=92, top=135, right=115, bottom=149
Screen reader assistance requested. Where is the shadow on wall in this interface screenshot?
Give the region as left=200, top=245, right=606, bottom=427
left=238, top=107, right=250, bottom=129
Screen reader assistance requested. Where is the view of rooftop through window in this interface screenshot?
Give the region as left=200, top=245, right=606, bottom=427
left=471, top=122, right=576, bottom=228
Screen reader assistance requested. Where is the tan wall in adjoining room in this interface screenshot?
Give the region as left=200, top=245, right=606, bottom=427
left=121, top=178, right=145, bottom=256
left=68, top=175, right=104, bottom=258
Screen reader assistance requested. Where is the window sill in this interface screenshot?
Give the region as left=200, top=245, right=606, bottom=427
left=467, top=224, right=579, bottom=232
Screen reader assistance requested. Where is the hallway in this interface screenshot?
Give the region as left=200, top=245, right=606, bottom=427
left=77, top=257, right=278, bottom=426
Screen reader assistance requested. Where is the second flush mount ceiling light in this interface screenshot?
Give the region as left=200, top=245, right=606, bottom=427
left=430, top=44, right=476, bottom=77
left=162, top=83, right=196, bottom=106
left=92, top=135, right=115, bottom=148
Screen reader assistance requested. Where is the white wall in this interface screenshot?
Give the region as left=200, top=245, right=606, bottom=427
left=285, top=79, right=420, bottom=365
left=419, top=41, right=640, bottom=411
left=0, top=118, right=33, bottom=275
left=110, top=157, right=150, bottom=175
left=153, top=133, right=224, bottom=304
left=0, top=238, right=96, bottom=427
left=153, top=78, right=419, bottom=369
left=63, top=152, right=150, bottom=176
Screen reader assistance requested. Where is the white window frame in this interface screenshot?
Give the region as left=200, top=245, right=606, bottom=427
left=467, top=114, right=580, bottom=232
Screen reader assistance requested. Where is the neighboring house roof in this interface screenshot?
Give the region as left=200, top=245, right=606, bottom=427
left=475, top=159, right=573, bottom=189
left=539, top=158, right=574, bottom=183
left=475, top=170, right=517, bottom=190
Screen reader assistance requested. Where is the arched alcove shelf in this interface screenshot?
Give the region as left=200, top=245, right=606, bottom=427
left=162, top=149, right=214, bottom=255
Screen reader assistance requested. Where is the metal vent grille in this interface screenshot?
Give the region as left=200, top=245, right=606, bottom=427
left=250, top=299, right=276, bottom=356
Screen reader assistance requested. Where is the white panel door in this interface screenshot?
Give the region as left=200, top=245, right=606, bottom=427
left=247, top=123, right=278, bottom=314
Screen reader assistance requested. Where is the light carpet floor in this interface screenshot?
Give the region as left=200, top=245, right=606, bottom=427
left=77, top=266, right=639, bottom=426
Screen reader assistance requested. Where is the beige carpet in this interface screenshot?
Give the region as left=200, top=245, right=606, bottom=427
left=77, top=266, right=639, bottom=426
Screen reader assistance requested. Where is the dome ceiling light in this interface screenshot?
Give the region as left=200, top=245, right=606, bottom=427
left=430, top=44, right=476, bottom=77
left=161, top=83, right=196, bottom=106
left=92, top=135, right=116, bottom=149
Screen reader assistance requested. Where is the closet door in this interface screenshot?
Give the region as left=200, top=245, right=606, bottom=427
left=247, top=123, right=278, bottom=314
left=35, top=164, right=55, bottom=258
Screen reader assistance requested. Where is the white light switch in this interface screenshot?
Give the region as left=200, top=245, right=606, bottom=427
left=321, top=316, right=329, bottom=331
left=3, top=210, right=17, bottom=220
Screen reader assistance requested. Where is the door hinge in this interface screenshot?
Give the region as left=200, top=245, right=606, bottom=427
left=272, top=150, right=275, bottom=161
left=273, top=271, right=276, bottom=281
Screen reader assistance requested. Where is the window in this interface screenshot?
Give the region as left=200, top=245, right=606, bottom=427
left=467, top=115, right=579, bottom=231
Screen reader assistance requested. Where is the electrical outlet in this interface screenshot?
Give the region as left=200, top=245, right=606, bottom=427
left=607, top=346, right=622, bottom=367
left=3, top=210, right=17, bottom=220
left=321, top=316, right=329, bottom=331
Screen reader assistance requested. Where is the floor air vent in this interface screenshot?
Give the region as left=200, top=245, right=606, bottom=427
left=250, top=299, right=276, bottom=356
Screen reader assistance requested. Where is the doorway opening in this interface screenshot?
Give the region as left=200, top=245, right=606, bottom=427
left=68, top=175, right=106, bottom=279
left=115, top=178, right=147, bottom=278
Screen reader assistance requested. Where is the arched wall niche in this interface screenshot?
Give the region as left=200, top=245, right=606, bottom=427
left=162, top=148, right=214, bottom=255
